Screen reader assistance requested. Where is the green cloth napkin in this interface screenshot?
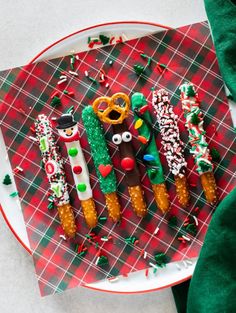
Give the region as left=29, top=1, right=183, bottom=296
left=172, top=188, right=236, bottom=313
left=204, top=0, right=236, bottom=100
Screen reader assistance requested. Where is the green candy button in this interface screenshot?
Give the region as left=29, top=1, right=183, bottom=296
left=77, top=183, right=87, bottom=192
left=68, top=147, right=78, bottom=157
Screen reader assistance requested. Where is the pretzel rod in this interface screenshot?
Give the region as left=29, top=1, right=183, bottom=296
left=56, top=114, right=98, bottom=228
left=35, top=114, right=76, bottom=238
left=180, top=82, right=217, bottom=204
left=152, top=89, right=190, bottom=207
left=131, top=92, right=170, bottom=213
left=81, top=105, right=121, bottom=222
left=93, top=93, right=147, bottom=217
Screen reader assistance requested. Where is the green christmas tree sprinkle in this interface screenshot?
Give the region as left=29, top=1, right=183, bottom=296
left=99, top=35, right=110, bottom=45
left=186, top=85, right=196, bottom=97
left=199, top=160, right=212, bottom=172
left=211, top=148, right=221, bottom=162
left=154, top=253, right=168, bottom=267
left=97, top=255, right=109, bottom=266
left=133, top=64, right=145, bottom=75
left=191, top=113, right=200, bottom=125
left=51, top=96, right=61, bottom=107
left=2, top=174, right=12, bottom=185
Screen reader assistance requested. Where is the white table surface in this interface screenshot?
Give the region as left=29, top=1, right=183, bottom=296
left=0, top=1, right=207, bottom=312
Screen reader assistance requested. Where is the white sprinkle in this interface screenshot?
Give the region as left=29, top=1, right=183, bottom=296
left=28, top=136, right=37, bottom=142
left=122, top=33, right=128, bottom=41
left=85, top=70, right=89, bottom=77
left=109, top=60, right=113, bottom=65
left=16, top=166, right=23, bottom=172
left=101, top=237, right=109, bottom=242
left=5, top=154, right=8, bottom=161
left=59, top=235, right=66, bottom=241
left=95, top=256, right=100, bottom=265
left=186, top=260, right=193, bottom=265
left=57, top=78, right=67, bottom=85
left=182, top=235, right=191, bottom=242
left=105, top=83, right=109, bottom=88
left=193, top=215, right=198, bottom=226
left=75, top=55, right=79, bottom=60
left=59, top=75, right=67, bottom=79
left=96, top=59, right=98, bottom=62
left=149, top=262, right=158, bottom=270
left=108, top=277, right=119, bottom=283
left=51, top=116, right=57, bottom=120
left=143, top=251, right=147, bottom=259
left=154, top=226, right=159, bottom=235
left=176, top=263, right=181, bottom=271
left=183, top=260, right=188, bottom=268
left=69, top=70, right=78, bottom=76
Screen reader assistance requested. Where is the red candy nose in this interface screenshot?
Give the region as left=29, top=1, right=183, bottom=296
left=121, top=157, right=135, bottom=171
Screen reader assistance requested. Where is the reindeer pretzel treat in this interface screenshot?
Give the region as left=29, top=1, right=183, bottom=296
left=131, top=92, right=170, bottom=213
left=82, top=105, right=121, bottom=222
left=35, top=114, right=77, bottom=238
left=152, top=89, right=190, bottom=207
left=180, top=82, right=217, bottom=204
left=93, top=93, right=147, bottom=217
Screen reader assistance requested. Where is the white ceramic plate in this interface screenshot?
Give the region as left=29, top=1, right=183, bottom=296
left=0, top=21, right=197, bottom=293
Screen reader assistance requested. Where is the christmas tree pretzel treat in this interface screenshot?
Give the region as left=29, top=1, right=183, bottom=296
left=56, top=114, right=98, bottom=228
left=180, top=82, right=217, bottom=204
left=152, top=89, right=190, bottom=207
left=82, top=105, right=121, bottom=222
left=131, top=92, right=170, bottom=213
left=93, top=92, right=147, bottom=217
left=35, top=114, right=77, bottom=238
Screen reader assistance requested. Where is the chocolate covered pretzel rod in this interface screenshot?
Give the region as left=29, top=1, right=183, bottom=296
left=152, top=89, right=190, bottom=207
left=56, top=114, right=98, bottom=228
left=82, top=105, right=121, bottom=222
left=93, top=93, right=147, bottom=217
left=131, top=92, right=170, bottom=213
left=180, top=82, right=217, bottom=204
left=35, top=114, right=76, bottom=238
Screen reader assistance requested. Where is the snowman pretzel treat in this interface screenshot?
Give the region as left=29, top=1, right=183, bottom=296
left=56, top=114, right=98, bottom=228
left=93, top=92, right=147, bottom=218
left=35, top=114, right=77, bottom=238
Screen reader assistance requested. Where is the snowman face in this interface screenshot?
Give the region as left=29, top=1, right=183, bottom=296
left=58, top=124, right=78, bottom=139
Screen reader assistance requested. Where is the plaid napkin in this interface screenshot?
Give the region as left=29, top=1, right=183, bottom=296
left=0, top=22, right=235, bottom=296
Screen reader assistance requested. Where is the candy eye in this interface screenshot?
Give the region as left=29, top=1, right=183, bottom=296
left=122, top=131, right=132, bottom=142
left=112, top=134, right=122, bottom=145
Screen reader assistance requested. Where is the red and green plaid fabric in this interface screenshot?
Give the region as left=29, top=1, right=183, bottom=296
left=0, top=22, right=235, bottom=296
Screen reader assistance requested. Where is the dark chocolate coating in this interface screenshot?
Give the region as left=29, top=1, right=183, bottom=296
left=112, top=121, right=140, bottom=187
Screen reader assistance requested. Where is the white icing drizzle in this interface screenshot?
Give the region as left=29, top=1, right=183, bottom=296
left=35, top=114, right=70, bottom=206
left=152, top=89, right=187, bottom=177
left=180, top=82, right=213, bottom=175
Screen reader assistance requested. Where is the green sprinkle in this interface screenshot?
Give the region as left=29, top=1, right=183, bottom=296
left=87, top=36, right=91, bottom=44
left=99, top=216, right=107, bottom=222
left=191, top=113, right=200, bottom=125
left=125, top=236, right=137, bottom=245
left=133, top=64, right=145, bottom=75
left=140, top=53, right=148, bottom=59
left=78, top=250, right=86, bottom=257
left=63, top=90, right=69, bottom=94
left=2, top=174, right=12, bottom=185
left=159, top=63, right=166, bottom=68
left=51, top=96, right=61, bottom=107
left=85, top=234, right=92, bottom=239
left=47, top=202, right=54, bottom=210
left=10, top=191, right=19, bottom=198
left=153, top=267, right=158, bottom=274
left=99, top=34, right=110, bottom=45
left=95, top=242, right=99, bottom=249
left=168, top=216, right=177, bottom=228
left=154, top=253, right=167, bottom=267
left=88, top=76, right=97, bottom=83
left=211, top=148, right=221, bottom=162
left=97, top=255, right=109, bottom=266
left=147, top=57, right=152, bottom=66
left=185, top=223, right=197, bottom=236
left=40, top=160, right=44, bottom=169
left=65, top=105, right=74, bottom=114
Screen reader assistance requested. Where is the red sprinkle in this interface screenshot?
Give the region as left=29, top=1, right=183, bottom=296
left=51, top=91, right=59, bottom=99
left=145, top=268, right=149, bottom=277
left=140, top=249, right=145, bottom=256
left=116, top=36, right=123, bottom=43
left=30, top=126, right=35, bottom=133
left=139, top=104, right=149, bottom=114
left=109, top=36, right=115, bottom=44
left=178, top=237, right=186, bottom=243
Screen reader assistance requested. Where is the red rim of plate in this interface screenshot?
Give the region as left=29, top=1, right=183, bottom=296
left=1, top=20, right=192, bottom=294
